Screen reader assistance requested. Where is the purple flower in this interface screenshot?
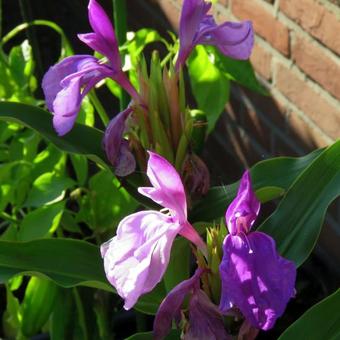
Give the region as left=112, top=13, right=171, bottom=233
left=103, top=106, right=135, bottom=176
left=154, top=268, right=229, bottom=340
left=176, top=0, right=254, bottom=70
left=42, top=0, right=138, bottom=136
left=219, top=171, right=296, bottom=330
left=101, top=152, right=206, bottom=309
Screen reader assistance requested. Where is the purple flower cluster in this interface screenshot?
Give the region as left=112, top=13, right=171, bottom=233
left=42, top=0, right=296, bottom=338
left=101, top=152, right=296, bottom=338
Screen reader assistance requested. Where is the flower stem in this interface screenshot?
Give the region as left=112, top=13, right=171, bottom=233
left=88, top=90, right=109, bottom=126
left=113, top=0, right=129, bottom=110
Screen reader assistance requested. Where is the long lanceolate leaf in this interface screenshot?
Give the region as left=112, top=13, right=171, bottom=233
left=259, top=141, right=340, bottom=267
left=0, top=102, right=107, bottom=166
left=0, top=238, right=111, bottom=291
left=278, top=289, right=340, bottom=340
left=190, top=148, right=322, bottom=222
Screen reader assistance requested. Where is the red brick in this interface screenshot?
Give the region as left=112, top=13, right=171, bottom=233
left=292, top=36, right=340, bottom=100
left=280, top=0, right=340, bottom=55
left=219, top=0, right=229, bottom=6
left=275, top=64, right=340, bottom=139
left=232, top=0, right=290, bottom=55
left=250, top=43, right=273, bottom=80
left=157, top=0, right=181, bottom=29
left=288, top=111, right=329, bottom=149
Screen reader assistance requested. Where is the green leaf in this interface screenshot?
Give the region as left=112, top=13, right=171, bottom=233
left=0, top=102, right=107, bottom=167
left=21, top=277, right=59, bottom=337
left=51, top=289, right=76, bottom=340
left=164, top=238, right=190, bottom=292
left=190, top=148, right=322, bottom=222
left=126, top=28, right=162, bottom=62
left=134, top=281, right=167, bottom=315
left=259, top=141, right=340, bottom=266
left=212, top=47, right=268, bottom=95
left=77, top=170, right=137, bottom=231
left=278, top=289, right=340, bottom=340
left=188, top=46, right=230, bottom=133
left=18, top=201, right=65, bottom=241
left=0, top=238, right=111, bottom=291
left=125, top=329, right=181, bottom=340
left=32, top=144, right=66, bottom=179
left=8, top=40, right=35, bottom=92
left=2, top=285, right=22, bottom=338
left=70, top=154, right=88, bottom=186
left=25, top=172, right=74, bottom=207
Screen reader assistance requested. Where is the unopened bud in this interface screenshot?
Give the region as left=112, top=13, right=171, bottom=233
left=183, top=153, right=210, bottom=199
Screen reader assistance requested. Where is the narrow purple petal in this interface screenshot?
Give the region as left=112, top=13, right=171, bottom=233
left=85, top=0, right=121, bottom=70
left=177, top=0, right=211, bottom=70
left=103, top=107, right=132, bottom=166
left=153, top=268, right=203, bottom=340
left=138, top=151, right=187, bottom=223
left=196, top=19, right=254, bottom=60
left=219, top=232, right=296, bottom=330
left=187, top=290, right=230, bottom=340
left=88, top=0, right=116, bottom=48
left=225, top=170, right=260, bottom=235
left=114, top=140, right=136, bottom=177
left=52, top=77, right=82, bottom=136
left=101, top=211, right=181, bottom=310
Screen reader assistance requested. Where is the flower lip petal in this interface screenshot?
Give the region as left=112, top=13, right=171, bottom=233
left=219, top=232, right=296, bottom=330
left=42, top=55, right=97, bottom=112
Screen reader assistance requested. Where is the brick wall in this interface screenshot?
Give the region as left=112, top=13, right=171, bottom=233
left=151, top=0, right=340, bottom=156
left=131, top=0, right=340, bottom=271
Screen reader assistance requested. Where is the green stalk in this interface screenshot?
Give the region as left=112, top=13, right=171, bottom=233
left=18, top=0, right=43, bottom=80
left=88, top=90, right=109, bottom=126
left=0, top=0, right=3, bottom=38
left=73, top=288, right=88, bottom=340
left=113, top=0, right=129, bottom=110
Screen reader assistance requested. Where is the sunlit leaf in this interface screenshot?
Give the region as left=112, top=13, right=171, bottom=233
left=188, top=46, right=230, bottom=132
left=0, top=238, right=111, bottom=291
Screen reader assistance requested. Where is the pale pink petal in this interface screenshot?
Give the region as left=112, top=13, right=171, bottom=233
left=101, top=211, right=181, bottom=309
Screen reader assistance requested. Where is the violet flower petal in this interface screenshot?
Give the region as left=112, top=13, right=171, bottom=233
left=114, top=140, right=136, bottom=177
left=177, top=0, right=212, bottom=68
left=138, top=151, right=187, bottom=223
left=101, top=210, right=181, bottom=310
left=176, top=0, right=254, bottom=69
left=103, top=107, right=132, bottom=165
left=186, top=289, right=230, bottom=340
left=196, top=18, right=254, bottom=60
left=153, top=268, right=203, bottom=340
left=42, top=55, right=94, bottom=112
left=225, top=170, right=260, bottom=235
left=42, top=55, right=112, bottom=136
left=78, top=0, right=121, bottom=70
left=219, top=232, right=296, bottom=330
